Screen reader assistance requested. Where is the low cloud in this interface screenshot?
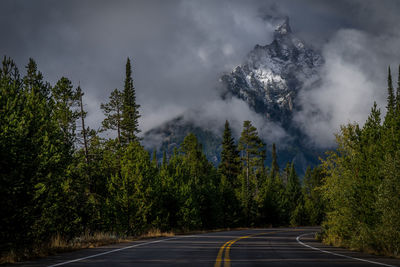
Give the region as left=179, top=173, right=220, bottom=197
left=1, top=1, right=400, bottom=149
left=185, top=97, right=290, bottom=146
left=294, top=28, right=400, bottom=148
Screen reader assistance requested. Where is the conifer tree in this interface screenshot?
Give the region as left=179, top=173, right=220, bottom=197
left=121, top=58, right=140, bottom=143
left=218, top=120, right=241, bottom=227
left=1, top=57, right=68, bottom=250
left=384, top=66, right=395, bottom=126
left=162, top=150, right=167, bottom=167
left=238, top=121, right=266, bottom=186
left=383, top=67, right=397, bottom=153
left=219, top=120, right=240, bottom=185
left=396, top=65, right=400, bottom=115
left=51, top=77, right=80, bottom=148
left=23, top=58, right=50, bottom=99
left=101, top=88, right=123, bottom=143
left=238, top=120, right=266, bottom=223
left=286, top=163, right=301, bottom=212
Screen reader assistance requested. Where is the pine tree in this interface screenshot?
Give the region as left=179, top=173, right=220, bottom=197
left=238, top=121, right=266, bottom=189
left=286, top=163, right=301, bottom=213
left=383, top=67, right=397, bottom=154
left=179, top=133, right=219, bottom=229
left=219, top=120, right=240, bottom=185
left=396, top=65, right=400, bottom=115
left=218, top=121, right=241, bottom=227
left=101, top=88, right=123, bottom=143
left=51, top=77, right=80, bottom=148
left=1, top=57, right=69, bottom=250
left=384, top=66, right=395, bottom=126
left=23, top=58, right=50, bottom=99
left=238, top=120, right=266, bottom=224
left=121, top=58, right=140, bottom=143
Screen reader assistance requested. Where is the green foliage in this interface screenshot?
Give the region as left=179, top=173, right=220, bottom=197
left=320, top=66, right=400, bottom=256
left=51, top=76, right=80, bottom=149
left=107, top=142, right=155, bottom=235
left=101, top=88, right=123, bottom=143
left=238, top=120, right=266, bottom=224
left=302, top=167, right=325, bottom=225
left=219, top=120, right=240, bottom=185
left=1, top=56, right=326, bottom=259
left=0, top=57, right=70, bottom=250
left=121, top=58, right=140, bottom=144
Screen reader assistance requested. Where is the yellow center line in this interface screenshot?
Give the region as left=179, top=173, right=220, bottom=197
left=214, top=230, right=290, bottom=267
left=215, top=239, right=233, bottom=267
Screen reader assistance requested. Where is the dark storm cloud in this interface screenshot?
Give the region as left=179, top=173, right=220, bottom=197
left=1, top=0, right=399, bottom=146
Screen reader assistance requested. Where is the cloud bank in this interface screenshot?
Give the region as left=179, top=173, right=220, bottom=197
left=295, top=28, right=400, bottom=147
left=1, top=0, right=400, bottom=148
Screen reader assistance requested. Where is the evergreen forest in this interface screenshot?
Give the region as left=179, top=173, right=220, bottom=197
left=1, top=56, right=399, bottom=260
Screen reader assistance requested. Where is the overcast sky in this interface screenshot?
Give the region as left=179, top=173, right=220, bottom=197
left=1, top=0, right=400, bottom=147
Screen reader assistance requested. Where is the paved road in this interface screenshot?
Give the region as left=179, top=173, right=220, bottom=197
left=12, top=227, right=400, bottom=266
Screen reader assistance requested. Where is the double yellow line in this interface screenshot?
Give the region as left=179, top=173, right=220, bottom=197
left=214, top=231, right=286, bottom=267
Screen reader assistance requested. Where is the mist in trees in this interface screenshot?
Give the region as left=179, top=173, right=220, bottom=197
left=10, top=54, right=392, bottom=260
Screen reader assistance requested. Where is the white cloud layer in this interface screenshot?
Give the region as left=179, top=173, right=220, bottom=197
left=184, top=97, right=290, bottom=145
left=1, top=0, right=400, bottom=148
left=294, top=29, right=400, bottom=147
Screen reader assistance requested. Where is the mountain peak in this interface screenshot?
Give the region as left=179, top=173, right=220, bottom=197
left=274, top=17, right=292, bottom=37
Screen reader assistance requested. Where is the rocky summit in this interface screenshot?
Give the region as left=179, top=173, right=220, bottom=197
left=221, top=17, right=322, bottom=126
left=144, top=18, right=325, bottom=174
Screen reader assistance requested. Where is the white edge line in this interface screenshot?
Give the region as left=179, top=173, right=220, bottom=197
left=296, top=232, right=398, bottom=267
left=48, top=235, right=195, bottom=267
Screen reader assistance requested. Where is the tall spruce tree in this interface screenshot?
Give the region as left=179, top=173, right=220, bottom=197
left=218, top=120, right=241, bottom=227
left=384, top=66, right=395, bottom=126
left=383, top=67, right=397, bottom=153
left=396, top=65, right=400, bottom=115
left=101, top=88, right=123, bottom=143
left=219, top=120, right=240, bottom=185
left=121, top=58, right=140, bottom=143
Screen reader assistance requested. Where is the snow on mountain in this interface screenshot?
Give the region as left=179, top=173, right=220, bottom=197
left=221, top=17, right=323, bottom=125
left=143, top=18, right=325, bottom=173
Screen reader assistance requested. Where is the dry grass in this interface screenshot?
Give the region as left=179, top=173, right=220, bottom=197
left=0, top=250, right=17, bottom=264
left=142, top=228, right=175, bottom=238
left=1, top=227, right=251, bottom=264
left=0, top=229, right=176, bottom=265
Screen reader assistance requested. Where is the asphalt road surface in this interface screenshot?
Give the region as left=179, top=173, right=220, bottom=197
left=11, top=227, right=400, bottom=267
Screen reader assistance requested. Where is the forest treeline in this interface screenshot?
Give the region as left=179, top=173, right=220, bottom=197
left=1, top=55, right=399, bottom=260
left=0, top=56, right=324, bottom=258
left=320, top=66, right=400, bottom=256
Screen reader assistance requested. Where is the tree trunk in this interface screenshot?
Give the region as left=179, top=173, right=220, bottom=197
left=117, top=107, right=121, bottom=144
left=79, top=90, right=89, bottom=163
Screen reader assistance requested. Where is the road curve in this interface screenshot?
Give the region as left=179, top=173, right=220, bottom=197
left=10, top=227, right=400, bottom=267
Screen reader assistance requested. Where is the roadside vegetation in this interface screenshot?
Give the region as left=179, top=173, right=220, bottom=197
left=320, top=66, right=400, bottom=257
left=1, top=55, right=399, bottom=263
